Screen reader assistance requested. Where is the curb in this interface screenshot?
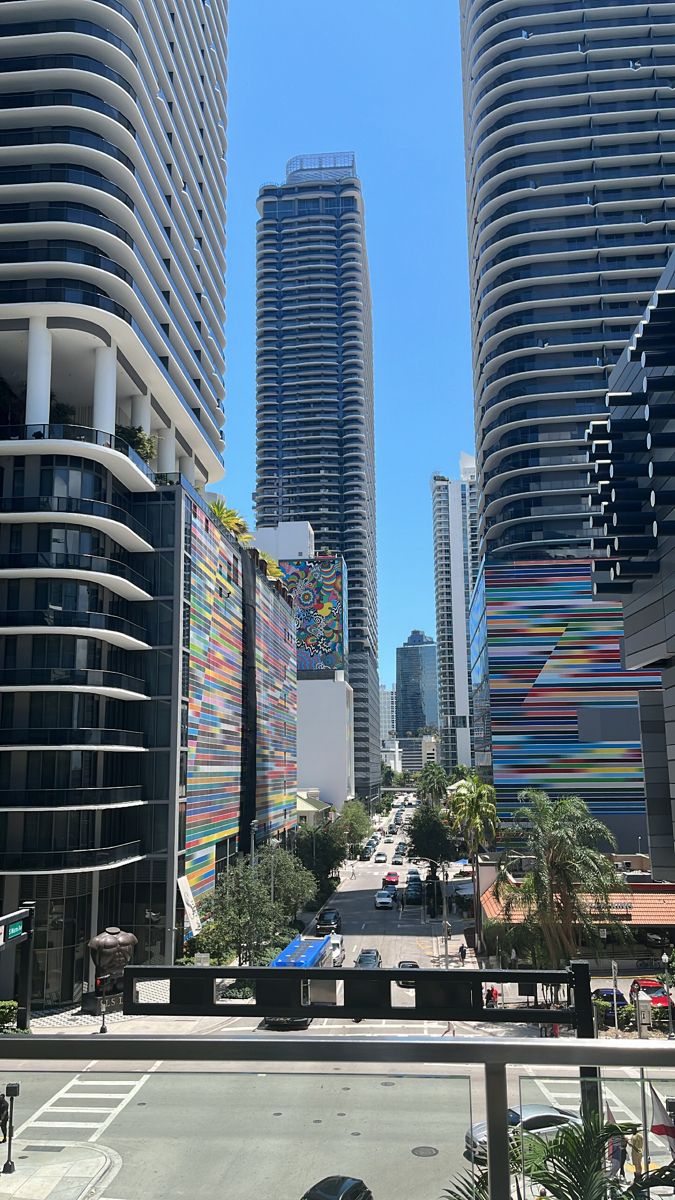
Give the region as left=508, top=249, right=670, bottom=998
left=78, top=1143, right=122, bottom=1200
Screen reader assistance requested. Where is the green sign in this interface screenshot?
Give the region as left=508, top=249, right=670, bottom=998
left=7, top=921, right=23, bottom=940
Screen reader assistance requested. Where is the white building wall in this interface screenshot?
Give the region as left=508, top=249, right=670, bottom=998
left=297, top=676, right=355, bottom=810
left=255, top=521, right=315, bottom=561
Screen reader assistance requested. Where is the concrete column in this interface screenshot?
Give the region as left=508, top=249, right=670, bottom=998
left=25, top=316, right=52, bottom=427
left=131, top=392, right=151, bottom=433
left=157, top=425, right=176, bottom=474
left=179, top=454, right=195, bottom=485
left=93, top=343, right=117, bottom=434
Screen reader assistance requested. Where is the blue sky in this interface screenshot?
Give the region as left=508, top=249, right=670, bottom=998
left=224, top=2, right=475, bottom=686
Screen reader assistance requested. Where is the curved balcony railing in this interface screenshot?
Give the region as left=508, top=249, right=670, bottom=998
left=0, top=495, right=152, bottom=546
left=0, top=608, right=148, bottom=644
left=0, top=785, right=143, bottom=809
left=0, top=840, right=142, bottom=871
left=0, top=423, right=155, bottom=481
left=0, top=668, right=147, bottom=695
left=0, top=551, right=150, bottom=596
left=0, top=728, right=144, bottom=748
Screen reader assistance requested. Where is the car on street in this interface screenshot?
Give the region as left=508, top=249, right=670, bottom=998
left=384, top=835, right=394, bottom=843
left=631, top=978, right=672, bottom=1008
left=407, top=868, right=421, bottom=880
left=264, top=1014, right=313, bottom=1030
left=301, top=1176, right=373, bottom=1200
left=406, top=884, right=424, bottom=905
left=315, top=909, right=341, bottom=934
left=355, top=948, right=382, bottom=968
left=465, top=1105, right=582, bottom=1156
left=374, top=890, right=394, bottom=909
left=330, top=933, right=346, bottom=967
left=396, top=842, right=407, bottom=853
left=392, top=855, right=404, bottom=865
left=383, top=882, right=397, bottom=900
left=397, top=960, right=421, bottom=987
left=384, top=870, right=399, bottom=886
left=591, top=987, right=628, bottom=1008
left=374, top=851, right=387, bottom=863
left=359, top=848, right=372, bottom=860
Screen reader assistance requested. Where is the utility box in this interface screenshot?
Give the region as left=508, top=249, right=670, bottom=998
left=637, top=995, right=652, bottom=1035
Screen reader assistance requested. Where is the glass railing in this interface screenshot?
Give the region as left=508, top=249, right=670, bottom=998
left=0, top=551, right=150, bottom=595
left=0, top=667, right=147, bottom=694
left=0, top=784, right=143, bottom=808
left=0, top=422, right=156, bottom=481
left=0, top=608, right=147, bottom=643
left=0, top=494, right=152, bottom=545
left=0, top=727, right=144, bottom=748
left=0, top=840, right=142, bottom=871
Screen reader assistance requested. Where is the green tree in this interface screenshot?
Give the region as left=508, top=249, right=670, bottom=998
left=452, top=772, right=498, bottom=948
left=417, top=761, right=450, bottom=803
left=296, top=821, right=347, bottom=886
left=407, top=802, right=456, bottom=872
left=198, top=858, right=289, bottom=965
left=495, top=789, right=624, bottom=966
left=338, top=799, right=372, bottom=855
left=255, top=844, right=317, bottom=922
left=257, top=550, right=282, bottom=579
left=381, top=760, right=395, bottom=789
left=450, top=763, right=472, bottom=783
left=208, top=499, right=254, bottom=545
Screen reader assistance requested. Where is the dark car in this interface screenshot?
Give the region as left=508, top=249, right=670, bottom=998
left=264, top=1014, right=312, bottom=1030
left=355, top=948, right=382, bottom=968
left=397, top=959, right=421, bottom=988
left=301, top=1176, right=373, bottom=1200
left=359, top=848, right=372, bottom=861
left=315, top=909, right=341, bottom=934
left=592, top=987, right=628, bottom=1008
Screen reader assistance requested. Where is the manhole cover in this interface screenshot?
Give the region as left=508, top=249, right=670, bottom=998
left=337, top=1112, right=346, bottom=1116
left=351, top=1132, right=361, bottom=1137
left=412, top=1146, right=439, bottom=1158
left=342, top=1087, right=351, bottom=1091
left=273, top=1112, right=282, bottom=1117
left=381, top=1081, right=395, bottom=1087
left=313, top=1120, right=322, bottom=1124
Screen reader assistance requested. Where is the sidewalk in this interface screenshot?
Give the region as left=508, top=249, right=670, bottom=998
left=0, top=1140, right=117, bottom=1200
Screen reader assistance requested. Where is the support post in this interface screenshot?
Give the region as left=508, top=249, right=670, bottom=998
left=571, top=959, right=600, bottom=1122
left=484, top=1062, right=511, bottom=1200
left=25, top=317, right=52, bottom=427
left=93, top=344, right=117, bottom=434
left=157, top=425, right=176, bottom=474
left=15, top=905, right=34, bottom=1031
left=131, top=392, right=151, bottom=433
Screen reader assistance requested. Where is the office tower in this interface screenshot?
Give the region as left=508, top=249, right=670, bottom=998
left=460, top=1, right=675, bottom=837
left=395, top=631, right=438, bottom=738
left=255, top=153, right=380, bottom=801
left=0, top=1, right=296, bottom=1009
left=431, top=454, right=478, bottom=770
left=379, top=685, right=396, bottom=742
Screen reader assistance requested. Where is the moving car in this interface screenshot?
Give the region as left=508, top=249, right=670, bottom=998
left=384, top=870, right=399, bottom=886
left=359, top=848, right=372, bottom=861
left=384, top=835, right=394, bottom=844
left=355, top=948, right=382, bottom=968
left=392, top=855, right=404, bottom=865
left=330, top=933, right=346, bottom=967
left=397, top=960, right=420, bottom=988
left=374, top=851, right=387, bottom=863
left=631, top=978, right=672, bottom=1008
left=405, top=884, right=424, bottom=905
left=591, top=987, right=628, bottom=1008
left=301, top=1176, right=373, bottom=1200
left=315, top=909, right=342, bottom=934
left=407, top=867, right=421, bottom=879
left=374, top=890, right=394, bottom=909
left=465, top=1105, right=582, bottom=1156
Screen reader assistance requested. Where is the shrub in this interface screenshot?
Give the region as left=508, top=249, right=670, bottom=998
left=0, top=1001, right=17, bottom=1029
left=115, top=424, right=156, bottom=464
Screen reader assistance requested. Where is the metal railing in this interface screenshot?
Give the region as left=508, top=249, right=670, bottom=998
left=0, top=1034, right=673, bottom=1200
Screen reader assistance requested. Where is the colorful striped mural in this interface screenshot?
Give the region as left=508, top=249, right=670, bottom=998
left=255, top=573, right=297, bottom=838
left=184, top=499, right=244, bottom=896
left=471, top=560, right=660, bottom=822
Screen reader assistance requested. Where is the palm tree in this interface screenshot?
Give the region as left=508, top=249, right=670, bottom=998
left=209, top=499, right=254, bottom=545
left=257, top=550, right=282, bottom=579
left=494, top=789, right=624, bottom=967
left=452, top=772, right=498, bottom=950
left=417, top=761, right=449, bottom=803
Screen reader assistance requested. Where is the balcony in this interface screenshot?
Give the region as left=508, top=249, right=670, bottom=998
left=0, top=496, right=153, bottom=552
left=0, top=784, right=144, bottom=809
left=0, top=667, right=148, bottom=700
left=0, top=608, right=150, bottom=650
left=0, top=727, right=145, bottom=750
left=0, top=839, right=143, bottom=872
left=0, top=550, right=151, bottom=601
left=0, top=423, right=156, bottom=492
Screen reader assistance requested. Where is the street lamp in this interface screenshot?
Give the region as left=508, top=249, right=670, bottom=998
left=250, top=820, right=259, bottom=871
left=662, top=952, right=675, bottom=1040
left=638, top=836, right=643, bottom=856
left=2, top=1083, right=19, bottom=1175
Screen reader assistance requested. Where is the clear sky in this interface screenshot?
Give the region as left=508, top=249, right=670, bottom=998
left=224, top=1, right=475, bottom=686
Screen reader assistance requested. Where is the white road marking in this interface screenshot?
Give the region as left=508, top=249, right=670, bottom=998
left=90, top=1074, right=152, bottom=1142
left=16, top=1070, right=157, bottom=1143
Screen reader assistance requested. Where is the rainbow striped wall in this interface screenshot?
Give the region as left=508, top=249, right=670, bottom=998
left=255, top=573, right=297, bottom=838
left=184, top=499, right=244, bottom=896
left=475, top=560, right=660, bottom=821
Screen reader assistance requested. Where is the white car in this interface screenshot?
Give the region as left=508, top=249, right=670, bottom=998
left=374, top=890, right=394, bottom=909
left=374, top=851, right=387, bottom=863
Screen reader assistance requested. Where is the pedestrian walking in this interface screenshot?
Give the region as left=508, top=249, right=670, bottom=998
left=0, top=1092, right=8, bottom=1143
left=619, top=1134, right=628, bottom=1180
left=442, top=1020, right=456, bottom=1036
left=350, top=862, right=356, bottom=879
left=608, top=1135, right=623, bottom=1180
left=459, top=943, right=467, bottom=965
left=401, top=892, right=406, bottom=912
left=631, top=1131, right=644, bottom=1178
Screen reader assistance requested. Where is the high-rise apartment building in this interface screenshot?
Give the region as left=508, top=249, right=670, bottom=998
left=460, top=1, right=675, bottom=838
left=379, top=684, right=396, bottom=743
left=255, top=153, right=380, bottom=801
left=0, top=1, right=298, bottom=1009
left=395, top=631, right=438, bottom=738
left=431, top=454, right=478, bottom=770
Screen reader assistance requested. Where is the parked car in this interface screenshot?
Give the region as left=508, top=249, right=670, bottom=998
left=591, top=987, right=628, bottom=1008
left=383, top=882, right=397, bottom=901
left=330, top=933, right=345, bottom=967
left=631, top=978, right=672, bottom=1008
left=355, top=948, right=382, bottom=968
left=315, top=909, right=342, bottom=934
left=392, top=855, right=404, bottom=865
left=359, top=849, right=372, bottom=861
left=301, top=1176, right=373, bottom=1200
left=265, top=1014, right=312, bottom=1030
left=384, top=870, right=399, bottom=886
left=374, top=851, right=387, bottom=863
left=407, top=867, right=421, bottom=879
left=374, top=890, right=394, bottom=910
left=405, top=887, right=424, bottom=906
left=465, top=1105, right=581, bottom=1157
left=397, top=960, right=420, bottom=988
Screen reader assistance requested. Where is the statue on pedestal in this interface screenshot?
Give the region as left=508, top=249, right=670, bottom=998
left=88, top=926, right=138, bottom=993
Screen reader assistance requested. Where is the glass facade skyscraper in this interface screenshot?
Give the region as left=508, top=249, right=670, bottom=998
left=395, top=631, right=438, bottom=739
left=460, top=0, right=675, bottom=837
left=255, top=153, right=380, bottom=801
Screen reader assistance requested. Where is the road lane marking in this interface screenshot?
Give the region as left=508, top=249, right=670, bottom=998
left=90, top=1073, right=152, bottom=1142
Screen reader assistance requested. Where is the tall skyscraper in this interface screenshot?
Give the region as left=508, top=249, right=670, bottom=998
left=431, top=454, right=478, bottom=770
left=379, top=684, right=396, bottom=743
left=395, top=631, right=438, bottom=738
left=0, top=2, right=294, bottom=1008
left=255, top=153, right=380, bottom=800
left=460, top=1, right=675, bottom=838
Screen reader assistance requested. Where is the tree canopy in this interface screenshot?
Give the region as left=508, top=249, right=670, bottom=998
left=296, top=821, right=347, bottom=886
left=255, top=844, right=317, bottom=921
left=407, top=802, right=457, bottom=869
left=196, top=857, right=290, bottom=965
left=338, top=799, right=372, bottom=854
left=417, top=761, right=450, bottom=803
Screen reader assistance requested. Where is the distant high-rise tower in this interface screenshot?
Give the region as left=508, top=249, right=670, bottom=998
left=379, top=684, right=396, bottom=742
left=255, top=153, right=379, bottom=800
left=395, top=632, right=438, bottom=738
left=431, top=455, right=478, bottom=770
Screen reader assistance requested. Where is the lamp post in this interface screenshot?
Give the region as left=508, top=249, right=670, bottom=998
left=98, top=973, right=110, bottom=1035
left=2, top=1083, right=19, bottom=1175
left=250, top=819, right=259, bottom=871
left=638, top=835, right=643, bottom=856
left=662, top=952, right=675, bottom=1040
